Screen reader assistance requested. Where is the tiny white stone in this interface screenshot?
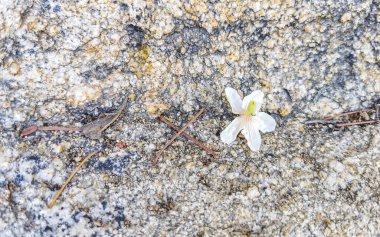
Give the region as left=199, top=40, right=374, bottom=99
left=247, top=186, right=260, bottom=199
left=329, top=160, right=345, bottom=173
left=253, top=2, right=261, bottom=12
left=325, top=173, right=337, bottom=190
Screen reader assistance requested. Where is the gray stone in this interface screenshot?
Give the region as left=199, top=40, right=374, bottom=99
left=0, top=0, right=379, bottom=236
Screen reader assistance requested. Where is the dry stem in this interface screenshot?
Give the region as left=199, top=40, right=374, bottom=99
left=153, top=109, right=205, bottom=166
left=158, top=115, right=218, bottom=158
left=21, top=125, right=81, bottom=136
left=336, top=120, right=378, bottom=127
left=47, top=151, right=98, bottom=208
left=323, top=109, right=376, bottom=120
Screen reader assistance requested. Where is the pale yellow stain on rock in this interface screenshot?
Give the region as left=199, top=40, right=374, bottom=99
left=340, top=12, right=352, bottom=23
left=8, top=62, right=20, bottom=75
left=128, top=93, right=137, bottom=101
left=66, top=85, right=102, bottom=107
left=142, top=90, right=169, bottom=117
left=129, top=45, right=154, bottom=79
left=279, top=104, right=292, bottom=117
left=227, top=50, right=239, bottom=62
left=304, top=24, right=313, bottom=33
left=266, top=39, right=275, bottom=48
left=26, top=17, right=48, bottom=32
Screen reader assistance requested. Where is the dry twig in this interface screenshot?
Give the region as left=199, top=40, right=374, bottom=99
left=336, top=120, right=378, bottom=127
left=81, top=97, right=128, bottom=139
left=153, top=109, right=205, bottom=166
left=158, top=115, right=219, bottom=158
left=21, top=125, right=81, bottom=136
left=323, top=109, right=376, bottom=120
left=20, top=98, right=127, bottom=139
left=48, top=151, right=98, bottom=208
left=306, top=104, right=380, bottom=128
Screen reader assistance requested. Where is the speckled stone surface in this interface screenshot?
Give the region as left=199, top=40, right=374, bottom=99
left=1, top=0, right=380, bottom=236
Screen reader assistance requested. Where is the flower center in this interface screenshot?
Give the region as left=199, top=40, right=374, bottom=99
left=245, top=101, right=256, bottom=115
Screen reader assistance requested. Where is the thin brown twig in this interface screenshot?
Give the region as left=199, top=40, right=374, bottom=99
left=153, top=109, right=205, bottom=166
left=38, top=126, right=82, bottom=132
left=324, top=109, right=376, bottom=120
left=21, top=125, right=82, bottom=136
left=47, top=151, right=98, bottom=208
left=336, top=120, right=378, bottom=127
left=307, top=105, right=380, bottom=127
left=304, top=120, right=340, bottom=125
left=158, top=115, right=219, bottom=158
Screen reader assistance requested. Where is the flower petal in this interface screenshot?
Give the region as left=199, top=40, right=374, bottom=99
left=242, top=90, right=264, bottom=114
left=225, top=87, right=244, bottom=114
left=220, top=117, right=245, bottom=145
left=242, top=122, right=261, bottom=151
left=254, top=112, right=276, bottom=133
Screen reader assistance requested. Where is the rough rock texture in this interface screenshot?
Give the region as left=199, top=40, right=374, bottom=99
left=1, top=0, right=380, bottom=236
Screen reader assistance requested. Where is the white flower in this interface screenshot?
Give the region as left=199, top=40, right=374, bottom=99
left=220, top=87, right=276, bottom=151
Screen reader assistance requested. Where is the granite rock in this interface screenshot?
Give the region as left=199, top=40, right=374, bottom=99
left=1, top=0, right=380, bottom=236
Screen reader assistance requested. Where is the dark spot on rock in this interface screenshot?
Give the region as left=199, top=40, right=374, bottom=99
left=0, top=179, right=6, bottom=188
left=139, top=135, right=148, bottom=141
left=27, top=49, right=35, bottom=54
left=43, top=226, right=53, bottom=232
left=101, top=201, right=107, bottom=209
left=53, top=5, right=61, bottom=13
left=182, top=26, right=210, bottom=55
left=24, top=155, right=47, bottom=174
left=81, top=63, right=114, bottom=81
left=0, top=79, right=12, bottom=91
left=115, top=213, right=125, bottom=228
left=14, top=174, right=24, bottom=186
left=282, top=88, right=293, bottom=102
left=165, top=25, right=210, bottom=58
left=120, top=3, right=128, bottom=11
left=92, top=152, right=140, bottom=175
left=124, top=24, right=145, bottom=48
left=26, top=155, right=40, bottom=162
left=114, top=206, right=125, bottom=228
left=41, top=1, right=51, bottom=11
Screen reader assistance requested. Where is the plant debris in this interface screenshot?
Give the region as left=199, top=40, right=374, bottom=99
left=306, top=104, right=380, bottom=127
left=81, top=98, right=128, bottom=139
left=115, top=141, right=127, bottom=149
left=153, top=109, right=205, bottom=166
left=19, top=97, right=127, bottom=208
left=20, top=98, right=128, bottom=139
left=158, top=115, right=218, bottom=158
left=48, top=151, right=98, bottom=208
left=20, top=125, right=81, bottom=136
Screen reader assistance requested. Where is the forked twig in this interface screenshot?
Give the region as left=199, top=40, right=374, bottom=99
left=153, top=109, right=205, bottom=166
left=323, top=109, right=376, bottom=120
left=20, top=97, right=128, bottom=139
left=307, top=105, right=380, bottom=127
left=47, top=151, right=98, bottom=208
left=158, top=115, right=219, bottom=158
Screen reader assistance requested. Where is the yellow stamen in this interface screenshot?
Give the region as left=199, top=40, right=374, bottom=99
left=245, top=101, right=256, bottom=115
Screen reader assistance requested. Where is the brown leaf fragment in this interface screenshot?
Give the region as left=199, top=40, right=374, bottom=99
left=82, top=98, right=128, bottom=139
left=20, top=125, right=38, bottom=136
left=115, top=141, right=127, bottom=149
